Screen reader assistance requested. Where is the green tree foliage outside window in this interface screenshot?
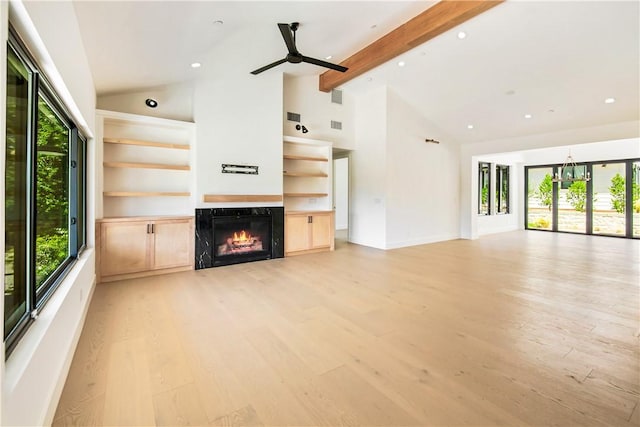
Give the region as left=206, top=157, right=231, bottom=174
left=566, top=180, right=587, bottom=212
left=35, top=97, right=70, bottom=289
left=537, top=173, right=553, bottom=211
left=610, top=173, right=626, bottom=214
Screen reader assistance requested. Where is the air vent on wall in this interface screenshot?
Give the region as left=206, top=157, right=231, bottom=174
left=331, top=89, right=343, bottom=105
left=287, top=112, right=301, bottom=122
left=331, top=120, right=342, bottom=130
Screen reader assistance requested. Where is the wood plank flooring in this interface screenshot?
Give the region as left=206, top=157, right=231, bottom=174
left=53, top=231, right=639, bottom=426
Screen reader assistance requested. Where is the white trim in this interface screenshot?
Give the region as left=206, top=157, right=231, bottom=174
left=8, top=0, right=93, bottom=139
left=385, top=233, right=460, bottom=250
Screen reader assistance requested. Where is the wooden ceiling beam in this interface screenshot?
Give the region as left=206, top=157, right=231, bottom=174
left=318, top=0, right=504, bottom=92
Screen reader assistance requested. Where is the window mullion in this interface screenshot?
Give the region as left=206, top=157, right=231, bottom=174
left=26, top=71, right=40, bottom=318
left=69, top=127, right=79, bottom=257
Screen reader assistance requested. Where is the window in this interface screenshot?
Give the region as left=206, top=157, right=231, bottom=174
left=4, top=30, right=87, bottom=355
left=525, top=159, right=639, bottom=239
left=496, top=165, right=510, bottom=214
left=478, top=162, right=490, bottom=215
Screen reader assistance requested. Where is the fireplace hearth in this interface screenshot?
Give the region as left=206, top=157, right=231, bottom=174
left=195, top=207, right=284, bottom=269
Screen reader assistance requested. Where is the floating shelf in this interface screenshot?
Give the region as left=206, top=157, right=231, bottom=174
left=104, top=191, right=191, bottom=197
left=283, top=171, right=328, bottom=177
left=103, top=138, right=190, bottom=151
left=283, top=154, right=328, bottom=162
left=203, top=194, right=283, bottom=203
left=284, top=193, right=328, bottom=198
left=103, top=162, right=190, bottom=171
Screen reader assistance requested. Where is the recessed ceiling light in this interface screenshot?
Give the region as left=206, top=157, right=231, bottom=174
left=467, top=124, right=474, bottom=129
left=604, top=97, right=616, bottom=104
left=398, top=61, right=406, bottom=67
left=191, top=62, right=201, bottom=68
left=325, top=55, right=333, bottom=60
left=145, top=98, right=158, bottom=108
left=457, top=31, right=467, bottom=39
left=524, top=114, right=532, bottom=119
left=213, top=20, right=224, bottom=25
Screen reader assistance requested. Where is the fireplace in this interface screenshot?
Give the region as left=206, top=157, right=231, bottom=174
left=195, top=207, right=284, bottom=269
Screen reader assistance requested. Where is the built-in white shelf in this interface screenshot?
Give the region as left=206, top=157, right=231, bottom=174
left=283, top=136, right=333, bottom=211
left=98, top=109, right=196, bottom=218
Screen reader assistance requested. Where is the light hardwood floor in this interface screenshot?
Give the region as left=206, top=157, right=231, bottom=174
left=53, top=231, right=639, bottom=426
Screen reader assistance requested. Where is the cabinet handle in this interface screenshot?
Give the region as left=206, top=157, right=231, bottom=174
left=151, top=224, right=155, bottom=234
left=147, top=224, right=151, bottom=234
left=308, top=216, right=312, bottom=223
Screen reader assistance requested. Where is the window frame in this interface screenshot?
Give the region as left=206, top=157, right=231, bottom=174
left=478, top=162, right=491, bottom=215
left=4, top=28, right=87, bottom=356
left=496, top=164, right=510, bottom=214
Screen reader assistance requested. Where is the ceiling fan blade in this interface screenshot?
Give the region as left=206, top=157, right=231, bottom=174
left=278, top=23, right=297, bottom=54
left=250, top=58, right=287, bottom=75
left=302, top=56, right=348, bottom=73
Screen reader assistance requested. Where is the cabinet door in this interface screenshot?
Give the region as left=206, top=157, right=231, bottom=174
left=100, top=221, right=150, bottom=276
left=310, top=212, right=333, bottom=249
left=285, top=214, right=311, bottom=253
left=153, top=219, right=193, bottom=270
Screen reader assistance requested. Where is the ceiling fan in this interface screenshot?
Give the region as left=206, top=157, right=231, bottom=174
left=251, top=22, right=348, bottom=75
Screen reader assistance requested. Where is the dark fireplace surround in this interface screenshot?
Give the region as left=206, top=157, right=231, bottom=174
left=195, top=207, right=284, bottom=269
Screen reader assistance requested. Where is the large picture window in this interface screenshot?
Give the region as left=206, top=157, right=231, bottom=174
left=4, top=30, right=87, bottom=355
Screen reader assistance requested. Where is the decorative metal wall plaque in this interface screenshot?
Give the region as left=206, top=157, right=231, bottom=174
left=221, top=164, right=259, bottom=175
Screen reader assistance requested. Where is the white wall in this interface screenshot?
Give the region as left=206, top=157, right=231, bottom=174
left=385, top=89, right=460, bottom=248
left=193, top=65, right=284, bottom=208
left=460, top=122, right=640, bottom=239
left=283, top=75, right=355, bottom=150
left=350, top=85, right=387, bottom=249
left=520, top=137, right=640, bottom=165
left=97, top=81, right=194, bottom=122
left=333, top=157, right=349, bottom=229
left=2, top=1, right=97, bottom=425
left=344, top=85, right=463, bottom=250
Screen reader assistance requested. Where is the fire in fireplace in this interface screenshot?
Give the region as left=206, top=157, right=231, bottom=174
left=195, top=207, right=284, bottom=269
left=218, top=230, right=263, bottom=255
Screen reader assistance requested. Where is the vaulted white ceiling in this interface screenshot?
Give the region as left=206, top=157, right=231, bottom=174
left=74, top=1, right=639, bottom=144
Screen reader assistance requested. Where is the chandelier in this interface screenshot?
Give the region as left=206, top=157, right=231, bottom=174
left=552, top=152, right=590, bottom=183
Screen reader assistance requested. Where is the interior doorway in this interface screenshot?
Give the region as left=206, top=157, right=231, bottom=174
left=333, top=151, right=350, bottom=243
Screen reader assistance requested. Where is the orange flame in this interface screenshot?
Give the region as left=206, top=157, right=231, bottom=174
left=233, top=230, right=252, bottom=242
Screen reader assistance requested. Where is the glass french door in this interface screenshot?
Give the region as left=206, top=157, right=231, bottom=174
left=526, top=167, right=553, bottom=230
left=557, top=163, right=588, bottom=234
left=592, top=162, right=626, bottom=236
left=526, top=159, right=639, bottom=239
